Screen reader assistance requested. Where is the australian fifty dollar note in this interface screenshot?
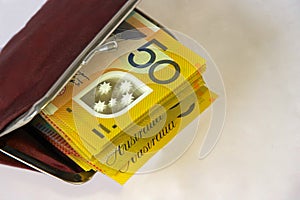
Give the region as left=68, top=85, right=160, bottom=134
left=36, top=11, right=214, bottom=179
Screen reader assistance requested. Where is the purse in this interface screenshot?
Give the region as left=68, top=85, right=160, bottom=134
left=0, top=0, right=142, bottom=183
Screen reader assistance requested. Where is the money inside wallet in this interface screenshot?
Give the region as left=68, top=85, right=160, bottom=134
left=0, top=8, right=217, bottom=184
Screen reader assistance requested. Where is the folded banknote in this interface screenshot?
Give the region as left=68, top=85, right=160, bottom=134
left=31, top=11, right=217, bottom=184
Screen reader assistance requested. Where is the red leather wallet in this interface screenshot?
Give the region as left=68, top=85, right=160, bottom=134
left=0, top=0, right=140, bottom=183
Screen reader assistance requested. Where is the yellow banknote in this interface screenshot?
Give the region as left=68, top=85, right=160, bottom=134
left=35, top=10, right=215, bottom=182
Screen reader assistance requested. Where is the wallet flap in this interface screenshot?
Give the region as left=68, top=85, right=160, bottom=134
left=0, top=0, right=140, bottom=136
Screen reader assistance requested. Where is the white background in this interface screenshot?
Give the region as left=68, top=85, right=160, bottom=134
left=0, top=0, right=299, bottom=199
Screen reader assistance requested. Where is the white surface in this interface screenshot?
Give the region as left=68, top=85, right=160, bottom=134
left=0, top=0, right=299, bottom=199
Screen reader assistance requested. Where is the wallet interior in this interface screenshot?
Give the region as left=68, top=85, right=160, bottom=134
left=0, top=125, right=96, bottom=183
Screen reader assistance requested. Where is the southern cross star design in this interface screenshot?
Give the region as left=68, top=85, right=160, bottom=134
left=92, top=79, right=137, bottom=114
left=98, top=82, right=112, bottom=95
left=93, top=101, right=106, bottom=113
left=121, top=93, right=134, bottom=106
left=119, top=80, right=133, bottom=94
left=108, top=98, right=117, bottom=108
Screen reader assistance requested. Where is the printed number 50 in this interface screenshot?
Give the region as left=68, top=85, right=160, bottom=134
left=128, top=39, right=181, bottom=84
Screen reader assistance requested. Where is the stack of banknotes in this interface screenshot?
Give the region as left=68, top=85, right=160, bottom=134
left=30, top=11, right=217, bottom=184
